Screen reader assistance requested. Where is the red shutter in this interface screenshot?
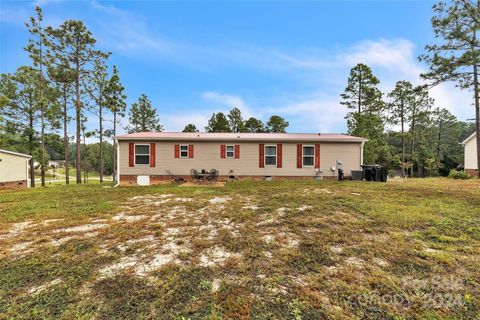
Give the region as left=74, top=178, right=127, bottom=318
left=315, top=144, right=320, bottom=169
left=174, top=144, right=180, bottom=158
left=259, top=144, right=265, bottom=168
left=277, top=143, right=282, bottom=168
left=188, top=144, right=194, bottom=158
left=297, top=144, right=302, bottom=168
left=150, top=143, right=156, bottom=167
left=220, top=145, right=226, bottom=158
left=234, top=145, right=240, bottom=159
left=129, top=143, right=134, bottom=167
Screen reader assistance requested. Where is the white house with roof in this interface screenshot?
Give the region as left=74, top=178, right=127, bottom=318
left=0, top=149, right=31, bottom=189
left=462, top=132, right=478, bottom=176
left=113, top=132, right=367, bottom=185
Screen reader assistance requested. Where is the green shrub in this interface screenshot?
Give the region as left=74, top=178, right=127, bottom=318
left=388, top=170, right=396, bottom=178
left=448, top=169, right=470, bottom=179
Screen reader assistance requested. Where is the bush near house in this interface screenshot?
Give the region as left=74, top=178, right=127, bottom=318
left=448, top=169, right=471, bottom=180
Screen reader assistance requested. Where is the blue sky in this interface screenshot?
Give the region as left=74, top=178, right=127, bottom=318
left=0, top=0, right=475, bottom=138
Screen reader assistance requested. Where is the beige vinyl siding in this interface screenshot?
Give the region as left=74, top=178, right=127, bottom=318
left=0, top=152, right=29, bottom=183
left=119, top=141, right=362, bottom=177
left=464, top=136, right=477, bottom=170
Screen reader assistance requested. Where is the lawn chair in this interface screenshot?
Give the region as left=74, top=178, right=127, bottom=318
left=190, top=169, right=200, bottom=181
left=165, top=170, right=185, bottom=183
left=206, top=169, right=219, bottom=182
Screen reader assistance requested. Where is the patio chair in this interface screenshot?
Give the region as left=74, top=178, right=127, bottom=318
left=190, top=169, right=200, bottom=181
left=165, top=170, right=185, bottom=183
left=207, top=169, right=219, bottom=182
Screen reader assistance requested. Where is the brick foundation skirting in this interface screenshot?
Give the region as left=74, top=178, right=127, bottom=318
left=0, top=180, right=27, bottom=190
left=466, top=169, right=478, bottom=177
left=120, top=174, right=339, bottom=185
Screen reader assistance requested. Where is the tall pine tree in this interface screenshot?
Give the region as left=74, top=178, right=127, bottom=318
left=420, top=0, right=480, bottom=176
left=126, top=94, right=163, bottom=133
left=46, top=20, right=102, bottom=183
left=205, top=112, right=231, bottom=133
left=105, top=65, right=126, bottom=182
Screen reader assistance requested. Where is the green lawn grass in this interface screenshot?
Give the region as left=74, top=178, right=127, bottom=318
left=0, top=178, right=479, bottom=319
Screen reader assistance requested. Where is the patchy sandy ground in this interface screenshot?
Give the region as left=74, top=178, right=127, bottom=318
left=2, top=179, right=479, bottom=319
left=1, top=192, right=371, bottom=279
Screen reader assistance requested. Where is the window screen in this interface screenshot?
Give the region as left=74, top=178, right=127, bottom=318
left=226, top=145, right=235, bottom=158
left=303, top=146, right=314, bottom=166
left=180, top=145, right=189, bottom=158
left=265, top=145, right=277, bottom=166
left=135, top=145, right=150, bottom=165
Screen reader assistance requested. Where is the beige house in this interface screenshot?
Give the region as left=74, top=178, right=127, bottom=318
left=114, top=132, right=366, bottom=185
left=0, top=149, right=31, bottom=189
left=462, top=132, right=478, bottom=176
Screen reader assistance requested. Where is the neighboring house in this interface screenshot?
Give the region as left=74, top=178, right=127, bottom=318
left=462, top=132, right=478, bottom=176
left=0, top=149, right=32, bottom=189
left=114, top=132, right=367, bottom=185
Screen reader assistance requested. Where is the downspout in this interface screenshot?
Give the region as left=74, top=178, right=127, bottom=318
left=26, top=158, right=30, bottom=188
left=360, top=141, right=365, bottom=166
left=113, top=139, right=120, bottom=187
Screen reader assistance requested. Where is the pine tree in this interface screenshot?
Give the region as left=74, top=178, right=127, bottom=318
left=126, top=94, right=164, bottom=133
left=341, top=63, right=387, bottom=165
left=340, top=63, right=384, bottom=114
left=48, top=62, right=74, bottom=184
left=205, top=112, right=231, bottom=133
left=183, top=124, right=199, bottom=132
left=244, top=117, right=265, bottom=133
left=105, top=65, right=126, bottom=182
left=408, top=86, right=434, bottom=176
left=86, top=54, right=110, bottom=183
left=46, top=20, right=102, bottom=184
left=266, top=115, right=289, bottom=133
left=0, top=67, right=41, bottom=187
left=433, top=107, right=458, bottom=173
left=387, top=81, right=414, bottom=176
left=419, top=0, right=480, bottom=176
left=227, top=107, right=245, bottom=133
left=25, top=6, right=48, bottom=187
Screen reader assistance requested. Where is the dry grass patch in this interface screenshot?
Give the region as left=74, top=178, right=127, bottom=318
left=0, top=179, right=479, bottom=318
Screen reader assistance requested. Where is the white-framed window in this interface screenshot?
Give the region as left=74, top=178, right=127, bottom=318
left=302, top=145, right=315, bottom=167
left=180, top=144, right=189, bottom=158
left=265, top=145, right=277, bottom=166
left=134, top=144, right=150, bottom=165
left=226, top=145, right=235, bottom=158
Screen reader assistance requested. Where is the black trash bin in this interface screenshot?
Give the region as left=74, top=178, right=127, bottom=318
left=361, top=165, right=387, bottom=182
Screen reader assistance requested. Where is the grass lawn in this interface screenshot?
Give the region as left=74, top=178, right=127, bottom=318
left=0, top=178, right=479, bottom=319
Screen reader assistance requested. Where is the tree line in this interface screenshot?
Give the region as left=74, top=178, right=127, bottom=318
left=341, top=63, right=474, bottom=177
left=0, top=7, right=127, bottom=186
left=342, top=0, right=479, bottom=177
left=124, top=96, right=290, bottom=134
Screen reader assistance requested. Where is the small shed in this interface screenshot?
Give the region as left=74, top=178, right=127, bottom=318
left=0, top=149, right=32, bottom=189
left=462, top=132, right=478, bottom=176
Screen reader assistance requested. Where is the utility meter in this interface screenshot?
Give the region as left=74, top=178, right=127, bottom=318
left=336, top=160, right=343, bottom=170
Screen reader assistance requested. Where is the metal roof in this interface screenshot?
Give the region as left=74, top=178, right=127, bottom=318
left=0, top=149, right=32, bottom=158
left=114, top=132, right=367, bottom=143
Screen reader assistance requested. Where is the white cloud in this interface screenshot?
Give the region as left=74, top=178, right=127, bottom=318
left=195, top=38, right=474, bottom=132
left=90, top=1, right=174, bottom=56
left=266, top=94, right=349, bottom=133
left=200, top=91, right=254, bottom=118
left=161, top=113, right=210, bottom=132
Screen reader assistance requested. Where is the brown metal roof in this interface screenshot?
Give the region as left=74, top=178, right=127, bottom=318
left=114, top=132, right=367, bottom=143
